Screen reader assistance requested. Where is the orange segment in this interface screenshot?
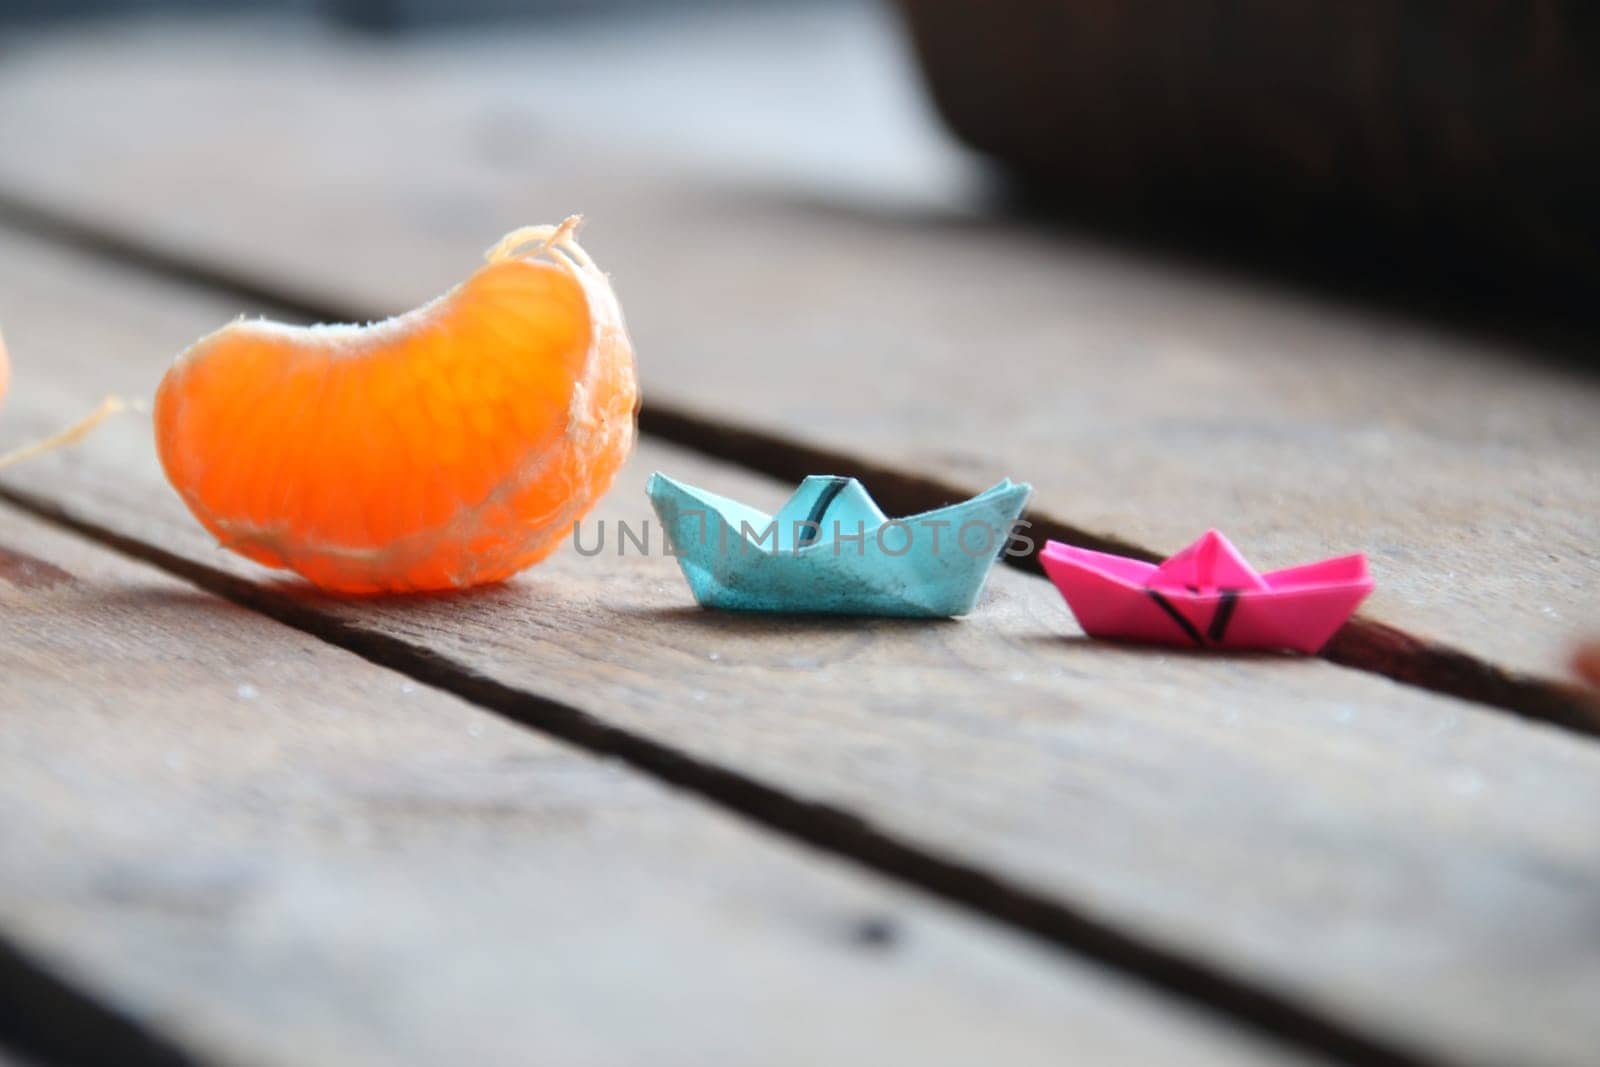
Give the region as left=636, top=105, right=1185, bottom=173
left=154, top=218, right=639, bottom=593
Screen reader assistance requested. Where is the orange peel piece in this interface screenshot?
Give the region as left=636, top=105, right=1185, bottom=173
left=153, top=217, right=639, bottom=593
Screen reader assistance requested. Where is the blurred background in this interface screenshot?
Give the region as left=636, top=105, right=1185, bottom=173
left=2, top=0, right=1596, bottom=350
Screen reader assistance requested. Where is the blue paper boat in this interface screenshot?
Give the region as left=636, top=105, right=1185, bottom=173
left=646, top=473, right=1032, bottom=617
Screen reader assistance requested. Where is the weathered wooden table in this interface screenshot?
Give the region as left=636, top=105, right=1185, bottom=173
left=1, top=7, right=1597, bottom=1066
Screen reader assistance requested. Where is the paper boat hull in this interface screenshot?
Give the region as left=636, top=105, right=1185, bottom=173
left=648, top=474, right=1031, bottom=618
left=1040, top=541, right=1372, bottom=654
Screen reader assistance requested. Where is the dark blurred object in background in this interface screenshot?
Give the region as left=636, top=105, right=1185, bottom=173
left=899, top=1, right=1600, bottom=337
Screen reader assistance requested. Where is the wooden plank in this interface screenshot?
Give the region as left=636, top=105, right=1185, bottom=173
left=3, top=222, right=1600, bottom=1065
left=0, top=505, right=1290, bottom=1067
left=0, top=16, right=1596, bottom=702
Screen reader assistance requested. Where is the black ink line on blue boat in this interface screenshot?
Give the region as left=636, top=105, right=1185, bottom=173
left=798, top=477, right=850, bottom=548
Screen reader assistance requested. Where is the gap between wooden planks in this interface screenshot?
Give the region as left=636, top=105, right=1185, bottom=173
left=0, top=503, right=1304, bottom=1067
left=3, top=230, right=1600, bottom=1066
left=0, top=19, right=1594, bottom=731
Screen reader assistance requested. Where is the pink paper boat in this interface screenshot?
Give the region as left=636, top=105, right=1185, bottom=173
left=1039, top=530, right=1374, bottom=654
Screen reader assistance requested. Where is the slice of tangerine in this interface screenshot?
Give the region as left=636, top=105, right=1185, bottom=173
left=154, top=218, right=638, bottom=593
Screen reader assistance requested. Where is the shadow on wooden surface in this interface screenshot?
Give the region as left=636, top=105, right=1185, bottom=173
left=619, top=603, right=964, bottom=634
left=743, top=181, right=1600, bottom=371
